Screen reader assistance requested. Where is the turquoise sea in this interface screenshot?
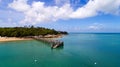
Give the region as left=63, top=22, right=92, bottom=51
left=0, top=33, right=120, bottom=67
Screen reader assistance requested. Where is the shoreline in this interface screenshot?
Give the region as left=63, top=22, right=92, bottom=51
left=0, top=37, right=33, bottom=42
left=0, top=34, right=65, bottom=42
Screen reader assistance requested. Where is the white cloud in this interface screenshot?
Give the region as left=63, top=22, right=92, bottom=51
left=70, top=0, right=120, bottom=18
left=8, top=0, right=120, bottom=25
left=9, top=0, right=73, bottom=25
left=88, top=23, right=104, bottom=30
left=9, top=0, right=30, bottom=12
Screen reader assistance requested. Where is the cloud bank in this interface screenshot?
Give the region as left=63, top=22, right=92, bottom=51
left=9, top=0, right=120, bottom=25
left=88, top=23, right=104, bottom=30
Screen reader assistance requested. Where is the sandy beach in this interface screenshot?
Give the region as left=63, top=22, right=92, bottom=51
left=0, top=37, right=32, bottom=42
left=0, top=34, right=64, bottom=42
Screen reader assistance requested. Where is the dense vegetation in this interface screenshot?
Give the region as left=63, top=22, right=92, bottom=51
left=0, top=26, right=68, bottom=37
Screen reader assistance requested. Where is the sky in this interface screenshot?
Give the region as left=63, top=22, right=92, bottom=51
left=0, top=0, right=120, bottom=32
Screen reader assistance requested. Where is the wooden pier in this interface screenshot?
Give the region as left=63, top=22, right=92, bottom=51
left=32, top=36, right=64, bottom=48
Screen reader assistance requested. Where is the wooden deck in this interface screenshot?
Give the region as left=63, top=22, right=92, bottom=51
left=32, top=36, right=64, bottom=48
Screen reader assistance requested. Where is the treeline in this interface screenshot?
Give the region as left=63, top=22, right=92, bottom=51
left=0, top=26, right=68, bottom=37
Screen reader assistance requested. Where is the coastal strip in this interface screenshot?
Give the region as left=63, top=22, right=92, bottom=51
left=0, top=34, right=64, bottom=48
left=0, top=34, right=64, bottom=42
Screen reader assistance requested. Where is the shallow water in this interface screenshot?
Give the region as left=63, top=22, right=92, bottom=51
left=0, top=33, right=120, bottom=67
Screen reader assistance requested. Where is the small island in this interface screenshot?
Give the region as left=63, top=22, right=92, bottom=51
left=0, top=26, right=68, bottom=41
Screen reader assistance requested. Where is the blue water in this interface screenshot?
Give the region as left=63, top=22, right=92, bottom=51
left=0, top=33, right=120, bottom=67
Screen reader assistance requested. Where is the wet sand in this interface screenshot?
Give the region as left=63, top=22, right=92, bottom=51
left=0, top=37, right=32, bottom=42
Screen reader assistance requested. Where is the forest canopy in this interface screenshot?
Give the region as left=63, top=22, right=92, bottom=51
left=0, top=26, right=68, bottom=37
